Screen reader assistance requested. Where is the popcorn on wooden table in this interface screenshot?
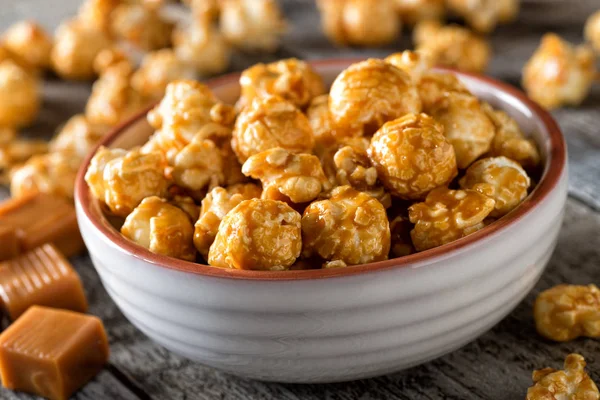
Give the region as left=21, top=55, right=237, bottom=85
left=394, top=0, right=445, bottom=26
left=132, top=49, right=197, bottom=100
left=2, top=20, right=53, bottom=71
left=0, top=60, right=40, bottom=128
left=111, top=2, right=173, bottom=51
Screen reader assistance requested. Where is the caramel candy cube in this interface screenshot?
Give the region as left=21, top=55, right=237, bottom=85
left=0, top=193, right=85, bottom=260
left=0, top=226, right=18, bottom=261
left=0, top=244, right=88, bottom=320
left=0, top=306, right=109, bottom=400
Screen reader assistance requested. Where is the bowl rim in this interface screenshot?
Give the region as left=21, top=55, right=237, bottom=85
left=74, top=58, right=566, bottom=281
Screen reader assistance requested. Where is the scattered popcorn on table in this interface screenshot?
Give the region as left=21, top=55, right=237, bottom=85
left=2, top=21, right=53, bottom=71
left=77, top=0, right=120, bottom=35
left=0, top=60, right=40, bottom=128
left=585, top=10, right=600, bottom=53
left=394, top=0, right=445, bottom=26
left=173, top=21, right=231, bottom=77
left=93, top=47, right=132, bottom=76
left=446, top=0, right=520, bottom=33
left=111, top=2, right=173, bottom=51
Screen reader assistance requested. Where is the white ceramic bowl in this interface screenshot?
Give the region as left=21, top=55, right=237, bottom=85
left=75, top=59, right=568, bottom=383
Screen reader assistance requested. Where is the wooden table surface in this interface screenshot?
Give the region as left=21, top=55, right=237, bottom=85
left=1, top=0, right=600, bottom=399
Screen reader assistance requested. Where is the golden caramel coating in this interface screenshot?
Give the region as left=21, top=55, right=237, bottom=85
left=460, top=156, right=530, bottom=217
left=169, top=195, right=199, bottom=222
left=238, top=58, right=325, bottom=111
left=85, top=64, right=146, bottom=127
left=429, top=92, right=495, bottom=169
left=408, top=187, right=495, bottom=251
left=232, top=95, right=314, bottom=163
left=77, top=0, right=120, bottom=34
left=417, top=71, right=471, bottom=112
left=10, top=151, right=81, bottom=200
left=0, top=60, right=39, bottom=128
left=2, top=21, right=53, bottom=70
left=481, top=102, right=540, bottom=169
left=193, top=183, right=262, bottom=258
left=219, top=0, right=287, bottom=53
left=85, top=148, right=169, bottom=217
left=172, top=137, right=223, bottom=195
left=93, top=48, right=132, bottom=76
left=526, top=354, right=600, bottom=400
left=185, top=0, right=220, bottom=21
left=131, top=49, right=197, bottom=100
left=534, top=284, right=600, bottom=342
left=173, top=22, right=230, bottom=77
left=242, top=148, right=331, bottom=204
left=111, top=3, right=173, bottom=51
left=317, top=0, right=400, bottom=47
left=389, top=214, right=414, bottom=257
left=446, top=0, right=520, bottom=33
left=220, top=140, right=248, bottom=186
left=121, top=196, right=196, bottom=261
left=329, top=59, right=421, bottom=136
left=208, top=199, right=302, bottom=270
left=302, top=186, right=390, bottom=265
left=368, top=113, right=457, bottom=200
left=585, top=10, right=600, bottom=53
left=394, top=0, right=445, bottom=25
left=0, top=139, right=48, bottom=173
left=384, top=50, right=434, bottom=84
left=306, top=95, right=361, bottom=146
left=51, top=19, right=111, bottom=80
left=522, top=33, right=596, bottom=110
left=414, top=20, right=491, bottom=73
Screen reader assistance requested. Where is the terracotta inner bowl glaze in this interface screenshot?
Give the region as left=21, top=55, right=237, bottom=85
left=74, top=59, right=566, bottom=281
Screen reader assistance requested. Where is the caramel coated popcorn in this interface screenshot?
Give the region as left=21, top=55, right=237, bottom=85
left=302, top=186, right=390, bottom=265
left=2, top=21, right=53, bottom=71
left=417, top=71, right=471, bottom=112
left=0, top=139, right=48, bottom=175
left=85, top=148, right=169, bottom=217
left=460, top=156, right=530, bottom=217
left=317, top=0, right=400, bottom=47
left=368, top=113, right=457, bottom=200
left=389, top=214, right=414, bottom=257
left=242, top=147, right=330, bottom=204
left=384, top=50, right=434, bottom=84
left=193, top=183, right=262, bottom=258
left=429, top=92, right=495, bottom=169
left=0, top=60, right=40, bottom=128
left=394, top=0, right=445, bottom=25
left=93, top=48, right=132, bottom=76
left=208, top=198, right=302, bottom=270
left=585, top=10, right=600, bottom=53
left=526, top=354, right=600, bottom=400
left=414, top=20, right=491, bottom=73
left=522, top=33, right=596, bottom=110
left=219, top=0, right=286, bottom=53
left=171, top=136, right=223, bottom=197
left=329, top=59, right=421, bottom=136
left=237, top=58, right=325, bottom=110
left=111, top=3, right=173, bottom=51
left=232, top=95, right=314, bottom=163
left=77, top=0, right=120, bottom=34
left=306, top=94, right=360, bottom=145
left=534, top=284, right=600, bottom=342
left=409, top=187, right=495, bottom=251
left=173, top=22, right=231, bottom=76
left=446, top=0, right=519, bottom=33
left=121, top=196, right=196, bottom=261
left=51, top=19, right=111, bottom=80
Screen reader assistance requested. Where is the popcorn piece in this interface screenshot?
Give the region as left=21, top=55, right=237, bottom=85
left=429, top=92, right=495, bottom=169
left=193, top=183, right=262, bottom=258
left=317, top=0, right=400, bottom=47
left=0, top=139, right=48, bottom=173
left=368, top=113, right=457, bottom=200
left=389, top=214, right=414, bottom=257
left=522, top=33, right=596, bottom=110
left=131, top=49, right=197, bottom=100
left=85, top=63, right=146, bottom=127
left=219, top=0, right=287, bottom=53
left=394, top=0, right=445, bottom=26
left=77, top=0, right=120, bottom=34
left=173, top=22, right=231, bottom=77
left=585, top=10, right=600, bottom=53
left=169, top=195, right=199, bottom=222
left=242, top=147, right=330, bottom=204
left=185, top=0, right=220, bottom=21
left=50, top=114, right=110, bottom=159
left=2, top=21, right=53, bottom=70
left=85, top=147, right=169, bottom=217
left=171, top=136, right=223, bottom=197
left=460, top=156, right=530, bottom=217
left=302, top=186, right=390, bottom=265
left=414, top=20, right=491, bottom=73
left=384, top=50, right=434, bottom=84
left=329, top=59, right=422, bottom=136
left=526, top=354, right=600, bottom=399
left=237, top=58, right=325, bottom=110
left=481, top=102, right=540, bottom=169
left=446, top=0, right=520, bottom=33
left=534, top=284, right=600, bottom=342
left=220, top=140, right=248, bottom=186
left=408, top=187, right=495, bottom=251
left=417, top=71, right=471, bottom=112
left=121, top=196, right=196, bottom=261
left=93, top=48, right=132, bottom=76
left=10, top=151, right=81, bottom=200
left=51, top=19, right=111, bottom=80
left=306, top=95, right=360, bottom=146
left=231, top=95, right=314, bottom=163
left=0, top=60, right=40, bottom=128
left=208, top=198, right=302, bottom=270
left=111, top=3, right=173, bottom=51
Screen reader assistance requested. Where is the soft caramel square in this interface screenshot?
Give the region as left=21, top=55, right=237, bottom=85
left=0, top=244, right=88, bottom=320
left=0, top=306, right=109, bottom=400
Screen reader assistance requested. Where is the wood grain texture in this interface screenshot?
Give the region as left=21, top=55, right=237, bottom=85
left=1, top=0, right=600, bottom=399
